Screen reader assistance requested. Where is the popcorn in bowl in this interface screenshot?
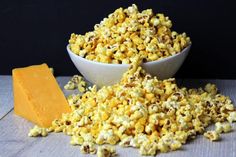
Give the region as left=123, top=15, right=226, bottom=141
left=69, top=4, right=191, bottom=64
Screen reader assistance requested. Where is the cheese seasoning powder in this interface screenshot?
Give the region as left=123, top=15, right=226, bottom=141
left=29, top=56, right=236, bottom=156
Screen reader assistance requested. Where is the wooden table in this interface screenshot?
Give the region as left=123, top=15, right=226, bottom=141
left=0, top=76, right=236, bottom=157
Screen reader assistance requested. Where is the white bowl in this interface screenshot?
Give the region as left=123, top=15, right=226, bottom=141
left=67, top=44, right=191, bottom=87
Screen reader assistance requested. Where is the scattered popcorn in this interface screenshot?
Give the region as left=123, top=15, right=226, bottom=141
left=97, top=145, right=116, bottom=157
left=70, top=135, right=84, bottom=145
left=64, top=75, right=87, bottom=93
left=227, top=111, right=236, bottom=123
left=204, top=131, right=220, bottom=141
left=204, top=83, right=217, bottom=95
left=80, top=142, right=97, bottom=154
left=222, top=123, right=232, bottom=133
left=29, top=58, right=236, bottom=155
left=139, top=141, right=158, bottom=156
left=169, top=140, right=182, bottom=151
left=119, top=136, right=134, bottom=147
left=215, top=122, right=224, bottom=133
left=64, top=81, right=76, bottom=90
left=69, top=4, right=191, bottom=64
left=28, top=125, right=49, bottom=137
left=215, top=122, right=232, bottom=134
left=157, top=140, right=169, bottom=153
left=29, top=56, right=235, bottom=155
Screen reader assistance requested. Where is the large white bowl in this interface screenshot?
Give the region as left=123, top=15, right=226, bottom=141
left=67, top=44, right=191, bottom=87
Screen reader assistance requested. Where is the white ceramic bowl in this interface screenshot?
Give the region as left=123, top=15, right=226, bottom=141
left=67, top=44, right=191, bottom=87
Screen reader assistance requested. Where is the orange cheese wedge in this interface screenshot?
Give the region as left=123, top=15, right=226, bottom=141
left=13, top=63, right=71, bottom=127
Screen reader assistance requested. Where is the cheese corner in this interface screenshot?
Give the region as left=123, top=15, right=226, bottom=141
left=12, top=63, right=71, bottom=128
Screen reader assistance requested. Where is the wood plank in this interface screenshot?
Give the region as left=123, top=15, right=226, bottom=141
left=0, top=111, right=80, bottom=157
left=0, top=76, right=13, bottom=119
left=0, top=111, right=236, bottom=157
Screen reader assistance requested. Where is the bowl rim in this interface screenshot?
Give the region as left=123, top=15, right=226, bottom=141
left=67, top=44, right=191, bottom=67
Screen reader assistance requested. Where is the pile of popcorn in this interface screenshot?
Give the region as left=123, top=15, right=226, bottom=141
left=29, top=56, right=236, bottom=156
left=69, top=4, right=191, bottom=64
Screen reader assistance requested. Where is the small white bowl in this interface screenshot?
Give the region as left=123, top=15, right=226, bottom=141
left=67, top=44, right=191, bottom=87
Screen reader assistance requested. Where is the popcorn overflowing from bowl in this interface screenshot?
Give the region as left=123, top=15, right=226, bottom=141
left=27, top=4, right=236, bottom=157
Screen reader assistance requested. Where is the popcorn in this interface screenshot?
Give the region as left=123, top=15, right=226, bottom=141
left=215, top=122, right=232, bottom=133
left=215, top=122, right=224, bottom=133
left=80, top=142, right=97, bottom=154
left=119, top=136, right=134, bottom=147
left=64, top=75, right=87, bottom=93
left=29, top=58, right=235, bottom=155
left=222, top=123, right=232, bottom=133
left=28, top=125, right=49, bottom=137
left=70, top=135, right=84, bottom=145
left=64, top=81, right=76, bottom=90
left=69, top=4, right=191, bottom=64
left=139, top=141, right=158, bottom=155
left=157, top=140, right=169, bottom=153
left=97, top=146, right=116, bottom=157
left=204, top=131, right=220, bottom=141
left=227, top=111, right=236, bottom=123
left=204, top=83, right=218, bottom=95
left=29, top=6, right=235, bottom=155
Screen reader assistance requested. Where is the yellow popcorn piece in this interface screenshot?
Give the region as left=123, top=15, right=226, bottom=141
left=97, top=145, right=116, bottom=157
left=174, top=131, right=188, bottom=144
left=80, top=142, right=97, bottom=154
left=215, top=122, right=224, bottom=133
left=157, top=141, right=169, bottom=153
left=204, top=131, right=220, bottom=141
left=227, top=111, right=236, bottom=123
left=169, top=140, right=182, bottom=151
left=70, top=135, right=84, bottom=145
left=64, top=81, right=76, bottom=90
left=222, top=123, right=232, bottom=133
left=204, top=83, right=217, bottom=95
left=139, top=141, right=158, bottom=156
left=64, top=75, right=87, bottom=93
left=215, top=122, right=232, bottom=133
left=28, top=125, right=48, bottom=137
left=119, top=136, right=134, bottom=147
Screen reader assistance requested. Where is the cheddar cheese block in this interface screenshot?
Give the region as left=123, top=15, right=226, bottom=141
left=13, top=63, right=71, bottom=127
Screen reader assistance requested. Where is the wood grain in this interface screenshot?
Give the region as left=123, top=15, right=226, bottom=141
left=0, top=76, right=13, bottom=119
left=1, top=78, right=236, bottom=157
